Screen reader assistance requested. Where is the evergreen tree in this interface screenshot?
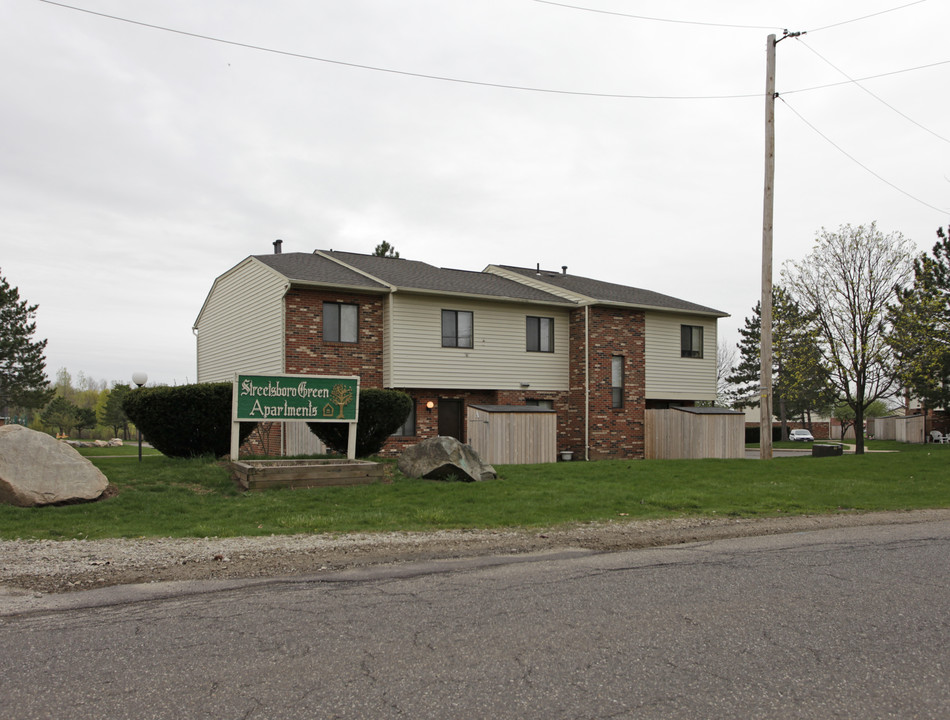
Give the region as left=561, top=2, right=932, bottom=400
left=0, top=269, right=54, bottom=412
left=74, top=407, right=98, bottom=439
left=40, top=396, right=79, bottom=436
left=372, top=241, right=400, bottom=258
left=887, top=226, right=950, bottom=410
left=100, top=383, right=132, bottom=438
left=727, top=288, right=833, bottom=436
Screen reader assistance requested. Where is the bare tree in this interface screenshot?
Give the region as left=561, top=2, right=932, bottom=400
left=716, top=338, right=737, bottom=407
left=782, top=223, right=914, bottom=453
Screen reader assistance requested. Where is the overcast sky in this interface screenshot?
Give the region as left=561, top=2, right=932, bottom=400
left=3, top=0, right=948, bottom=387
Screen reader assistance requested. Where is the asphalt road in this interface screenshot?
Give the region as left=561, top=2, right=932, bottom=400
left=2, top=520, right=949, bottom=719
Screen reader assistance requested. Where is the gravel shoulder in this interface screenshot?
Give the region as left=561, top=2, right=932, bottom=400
left=3, top=508, right=949, bottom=596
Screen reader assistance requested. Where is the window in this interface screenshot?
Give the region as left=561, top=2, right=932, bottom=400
left=526, top=399, right=554, bottom=409
left=323, top=302, right=358, bottom=343
left=391, top=401, right=416, bottom=437
left=526, top=316, right=554, bottom=353
left=681, top=324, right=703, bottom=358
left=442, top=310, right=473, bottom=348
left=611, top=356, right=624, bottom=408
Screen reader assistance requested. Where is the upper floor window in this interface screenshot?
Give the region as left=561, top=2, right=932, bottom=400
left=681, top=324, right=703, bottom=358
left=442, top=310, right=473, bottom=348
left=324, top=302, right=358, bottom=343
left=611, top=356, right=624, bottom=408
left=526, top=316, right=554, bottom=353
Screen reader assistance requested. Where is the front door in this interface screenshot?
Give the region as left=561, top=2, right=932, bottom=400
left=438, top=398, right=463, bottom=441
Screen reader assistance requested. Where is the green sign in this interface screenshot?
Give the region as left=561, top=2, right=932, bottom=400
left=234, top=374, right=359, bottom=422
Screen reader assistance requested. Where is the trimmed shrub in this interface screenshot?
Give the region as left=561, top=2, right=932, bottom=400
left=123, top=383, right=256, bottom=458
left=308, top=388, right=412, bottom=457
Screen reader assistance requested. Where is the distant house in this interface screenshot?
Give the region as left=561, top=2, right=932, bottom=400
left=193, top=245, right=727, bottom=460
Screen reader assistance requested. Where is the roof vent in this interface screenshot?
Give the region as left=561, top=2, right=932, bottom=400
left=536, top=263, right=541, bottom=276
left=562, top=265, right=568, bottom=275
left=273, top=239, right=283, bottom=254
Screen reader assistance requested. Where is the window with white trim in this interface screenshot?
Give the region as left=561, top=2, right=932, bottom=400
left=681, top=324, right=703, bottom=358
left=611, top=356, right=624, bottom=408
left=526, top=316, right=554, bottom=353
left=323, top=302, right=358, bottom=343
left=441, top=310, right=473, bottom=348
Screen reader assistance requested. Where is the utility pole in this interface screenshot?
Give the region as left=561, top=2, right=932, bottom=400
left=760, top=33, right=776, bottom=461
left=760, top=30, right=802, bottom=461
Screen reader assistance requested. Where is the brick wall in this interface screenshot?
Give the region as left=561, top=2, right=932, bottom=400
left=271, top=290, right=650, bottom=461
left=284, top=288, right=384, bottom=384
left=379, top=388, right=569, bottom=457
left=567, top=306, right=646, bottom=459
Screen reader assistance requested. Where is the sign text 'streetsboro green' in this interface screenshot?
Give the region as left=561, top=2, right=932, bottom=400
left=235, top=375, right=359, bottom=422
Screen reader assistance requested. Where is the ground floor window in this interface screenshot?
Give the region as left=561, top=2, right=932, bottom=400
left=526, top=399, right=554, bottom=409
left=611, top=356, right=624, bottom=408
left=391, top=400, right=416, bottom=437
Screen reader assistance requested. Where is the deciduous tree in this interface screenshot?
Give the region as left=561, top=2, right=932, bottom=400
left=783, top=223, right=914, bottom=453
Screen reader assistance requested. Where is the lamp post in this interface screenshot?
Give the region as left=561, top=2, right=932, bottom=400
left=132, top=372, right=148, bottom=461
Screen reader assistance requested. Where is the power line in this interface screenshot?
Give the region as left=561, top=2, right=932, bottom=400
left=531, top=0, right=930, bottom=36
left=806, top=0, right=930, bottom=33
left=795, top=37, right=950, bottom=145
left=781, top=58, right=950, bottom=96
left=36, top=0, right=760, bottom=100
left=35, top=0, right=950, bottom=104
left=779, top=96, right=949, bottom=215
left=531, top=0, right=781, bottom=31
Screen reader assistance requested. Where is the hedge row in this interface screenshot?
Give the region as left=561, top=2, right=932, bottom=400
left=123, top=383, right=256, bottom=458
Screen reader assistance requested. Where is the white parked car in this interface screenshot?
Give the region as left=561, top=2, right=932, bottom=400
left=789, top=429, right=814, bottom=442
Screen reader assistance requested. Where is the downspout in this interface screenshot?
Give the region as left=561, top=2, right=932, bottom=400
left=585, top=304, right=590, bottom=461
left=386, top=291, right=395, bottom=387
left=280, top=281, right=290, bottom=455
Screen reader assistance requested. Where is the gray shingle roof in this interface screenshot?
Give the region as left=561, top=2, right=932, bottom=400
left=254, top=252, right=389, bottom=291
left=495, top=265, right=727, bottom=316
left=255, top=251, right=574, bottom=304
left=322, top=251, right=574, bottom=304
left=252, top=251, right=724, bottom=315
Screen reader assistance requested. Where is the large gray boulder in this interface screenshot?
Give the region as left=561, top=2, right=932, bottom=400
left=398, top=436, right=496, bottom=482
left=0, top=425, right=109, bottom=507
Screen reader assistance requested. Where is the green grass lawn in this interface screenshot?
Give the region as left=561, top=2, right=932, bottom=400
left=69, top=444, right=163, bottom=457
left=1, top=441, right=947, bottom=540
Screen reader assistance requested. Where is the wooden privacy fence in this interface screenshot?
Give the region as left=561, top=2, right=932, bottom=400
left=868, top=415, right=925, bottom=443
left=645, top=407, right=745, bottom=460
left=467, top=405, right=557, bottom=465
left=869, top=416, right=898, bottom=441
left=896, top=414, right=925, bottom=443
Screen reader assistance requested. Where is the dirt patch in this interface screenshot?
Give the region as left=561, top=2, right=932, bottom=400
left=3, top=509, right=949, bottom=595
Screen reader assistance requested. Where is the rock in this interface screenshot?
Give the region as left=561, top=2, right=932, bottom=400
left=0, top=425, right=109, bottom=507
left=397, top=436, right=496, bottom=482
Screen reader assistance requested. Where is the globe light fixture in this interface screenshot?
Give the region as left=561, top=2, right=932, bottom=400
left=132, top=372, right=148, bottom=461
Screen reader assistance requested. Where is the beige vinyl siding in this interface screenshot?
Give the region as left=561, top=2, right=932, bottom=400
left=644, top=311, right=717, bottom=401
left=387, top=294, right=570, bottom=390
left=194, top=258, right=286, bottom=383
